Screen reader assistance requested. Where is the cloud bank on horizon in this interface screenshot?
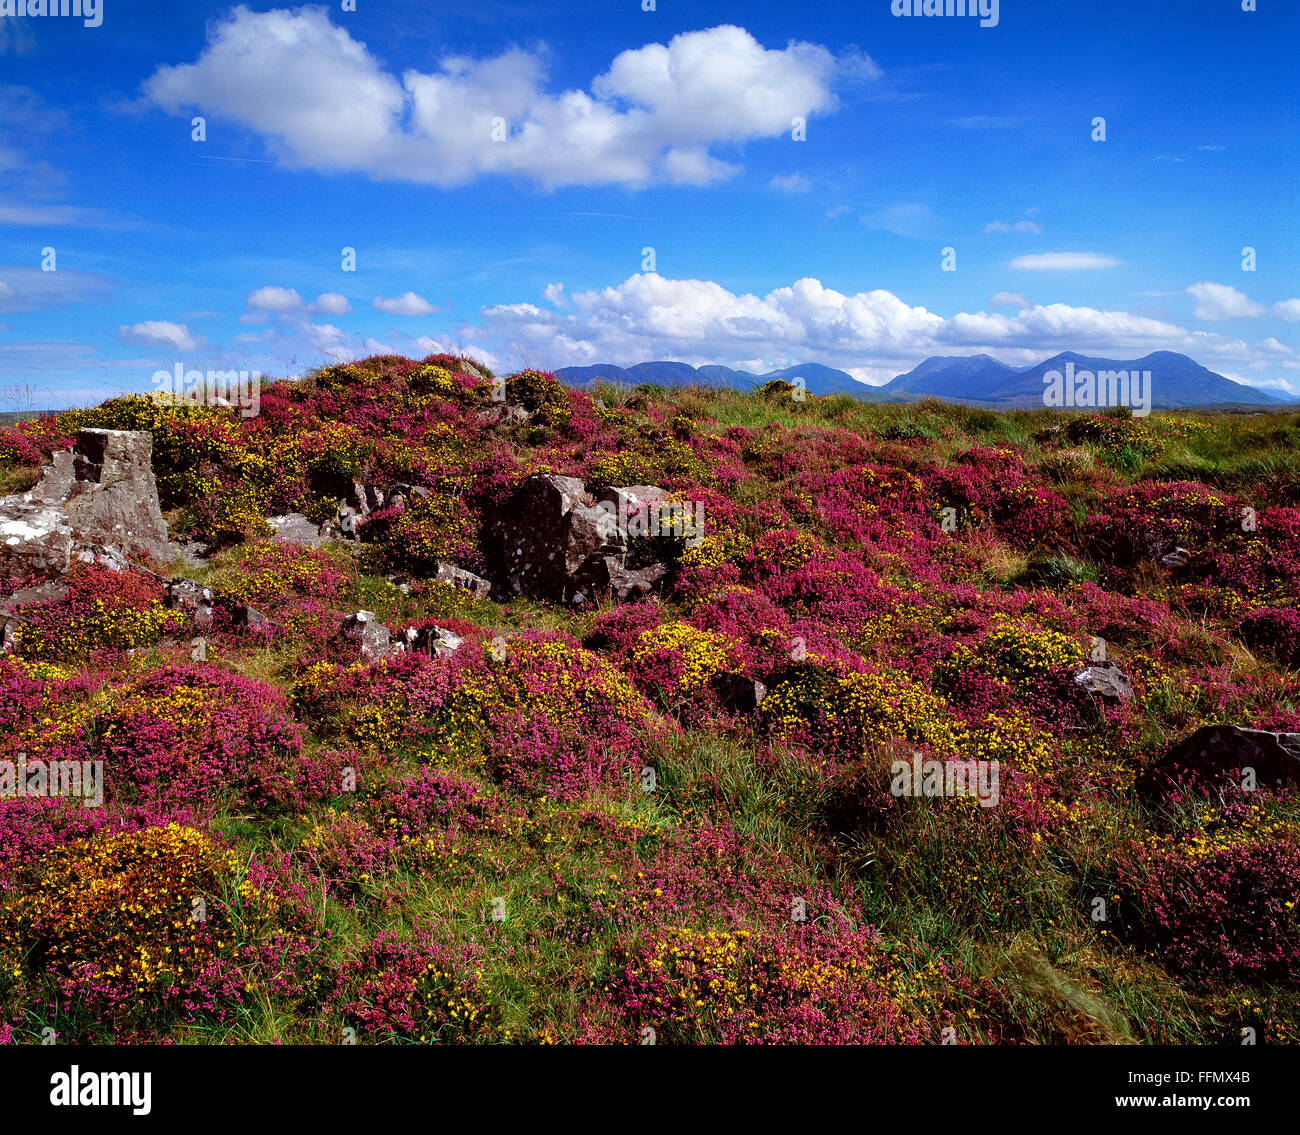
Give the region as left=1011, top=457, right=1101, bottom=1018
left=0, top=1, right=1296, bottom=406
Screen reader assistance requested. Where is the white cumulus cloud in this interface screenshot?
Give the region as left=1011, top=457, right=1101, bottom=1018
left=246, top=287, right=353, bottom=316
left=310, top=292, right=352, bottom=315
left=117, top=321, right=198, bottom=351
left=142, top=9, right=847, bottom=189
left=247, top=286, right=304, bottom=312
left=1186, top=281, right=1266, bottom=321
left=450, top=272, right=1292, bottom=394
left=373, top=291, right=438, bottom=316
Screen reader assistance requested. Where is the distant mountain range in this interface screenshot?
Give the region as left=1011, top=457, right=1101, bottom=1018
left=556, top=352, right=1294, bottom=409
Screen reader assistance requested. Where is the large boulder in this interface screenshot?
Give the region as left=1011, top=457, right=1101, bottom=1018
left=336, top=610, right=391, bottom=660
left=710, top=672, right=768, bottom=715
left=233, top=603, right=274, bottom=632
left=268, top=512, right=330, bottom=547
left=486, top=475, right=617, bottom=604
left=1137, top=725, right=1300, bottom=798
left=583, top=556, right=668, bottom=604
left=597, top=484, right=667, bottom=535
left=0, top=429, right=183, bottom=580
left=430, top=561, right=493, bottom=600
left=1073, top=662, right=1133, bottom=703
left=165, top=578, right=215, bottom=628
left=486, top=474, right=670, bottom=605
left=61, top=430, right=174, bottom=554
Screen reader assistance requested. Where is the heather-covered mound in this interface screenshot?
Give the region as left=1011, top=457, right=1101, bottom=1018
left=0, top=353, right=1297, bottom=1045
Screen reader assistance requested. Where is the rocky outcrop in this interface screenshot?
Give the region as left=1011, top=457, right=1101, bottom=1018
left=598, top=484, right=667, bottom=528
left=1159, top=546, right=1191, bottom=569
left=1137, top=725, right=1300, bottom=798
left=579, top=557, right=668, bottom=605
left=0, top=610, right=22, bottom=653
left=271, top=483, right=429, bottom=549
left=1073, top=662, right=1133, bottom=703
left=165, top=578, right=215, bottom=629
left=345, top=619, right=463, bottom=660
left=336, top=610, right=391, bottom=659
left=269, top=512, right=330, bottom=547
left=3, top=579, right=70, bottom=607
left=0, top=429, right=184, bottom=581
left=430, top=561, right=493, bottom=600
left=485, top=473, right=671, bottom=605
left=479, top=403, right=533, bottom=428
left=347, top=480, right=385, bottom=516
left=710, top=672, right=768, bottom=715
left=486, top=475, right=611, bottom=603
left=405, top=625, right=462, bottom=657
left=233, top=603, right=273, bottom=632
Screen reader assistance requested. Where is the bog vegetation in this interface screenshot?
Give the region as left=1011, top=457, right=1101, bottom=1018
left=0, top=353, right=1297, bottom=1044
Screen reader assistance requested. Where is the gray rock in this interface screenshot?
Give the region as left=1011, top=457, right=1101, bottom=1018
left=337, top=609, right=391, bottom=659
left=412, top=625, right=462, bottom=657
left=710, top=673, right=768, bottom=714
left=596, top=484, right=667, bottom=541
left=63, top=430, right=175, bottom=556
left=486, top=474, right=670, bottom=605
left=0, top=429, right=183, bottom=581
left=269, top=512, right=329, bottom=547
left=583, top=557, right=667, bottom=604
left=385, top=483, right=413, bottom=513
left=76, top=544, right=131, bottom=573
left=0, top=500, right=77, bottom=580
left=0, top=610, right=21, bottom=654
left=165, top=578, right=215, bottom=628
left=346, top=480, right=385, bottom=517
left=391, top=624, right=464, bottom=657
left=1073, top=662, right=1134, bottom=703
left=430, top=562, right=493, bottom=600
left=233, top=603, right=273, bottom=631
left=392, top=626, right=420, bottom=653
left=486, top=475, right=610, bottom=603
left=481, top=404, right=533, bottom=427
left=31, top=448, right=75, bottom=503
left=3, top=579, right=71, bottom=607
left=1137, top=725, right=1300, bottom=797
left=178, top=539, right=212, bottom=566
left=1159, top=546, right=1192, bottom=569
left=337, top=502, right=362, bottom=539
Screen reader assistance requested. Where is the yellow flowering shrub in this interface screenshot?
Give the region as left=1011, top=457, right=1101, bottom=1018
left=763, top=664, right=962, bottom=756
left=967, top=615, right=1086, bottom=686
left=631, top=622, right=735, bottom=697
left=4, top=825, right=254, bottom=1013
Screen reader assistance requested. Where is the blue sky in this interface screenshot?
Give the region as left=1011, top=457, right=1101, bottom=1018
left=1, top=0, right=1297, bottom=407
